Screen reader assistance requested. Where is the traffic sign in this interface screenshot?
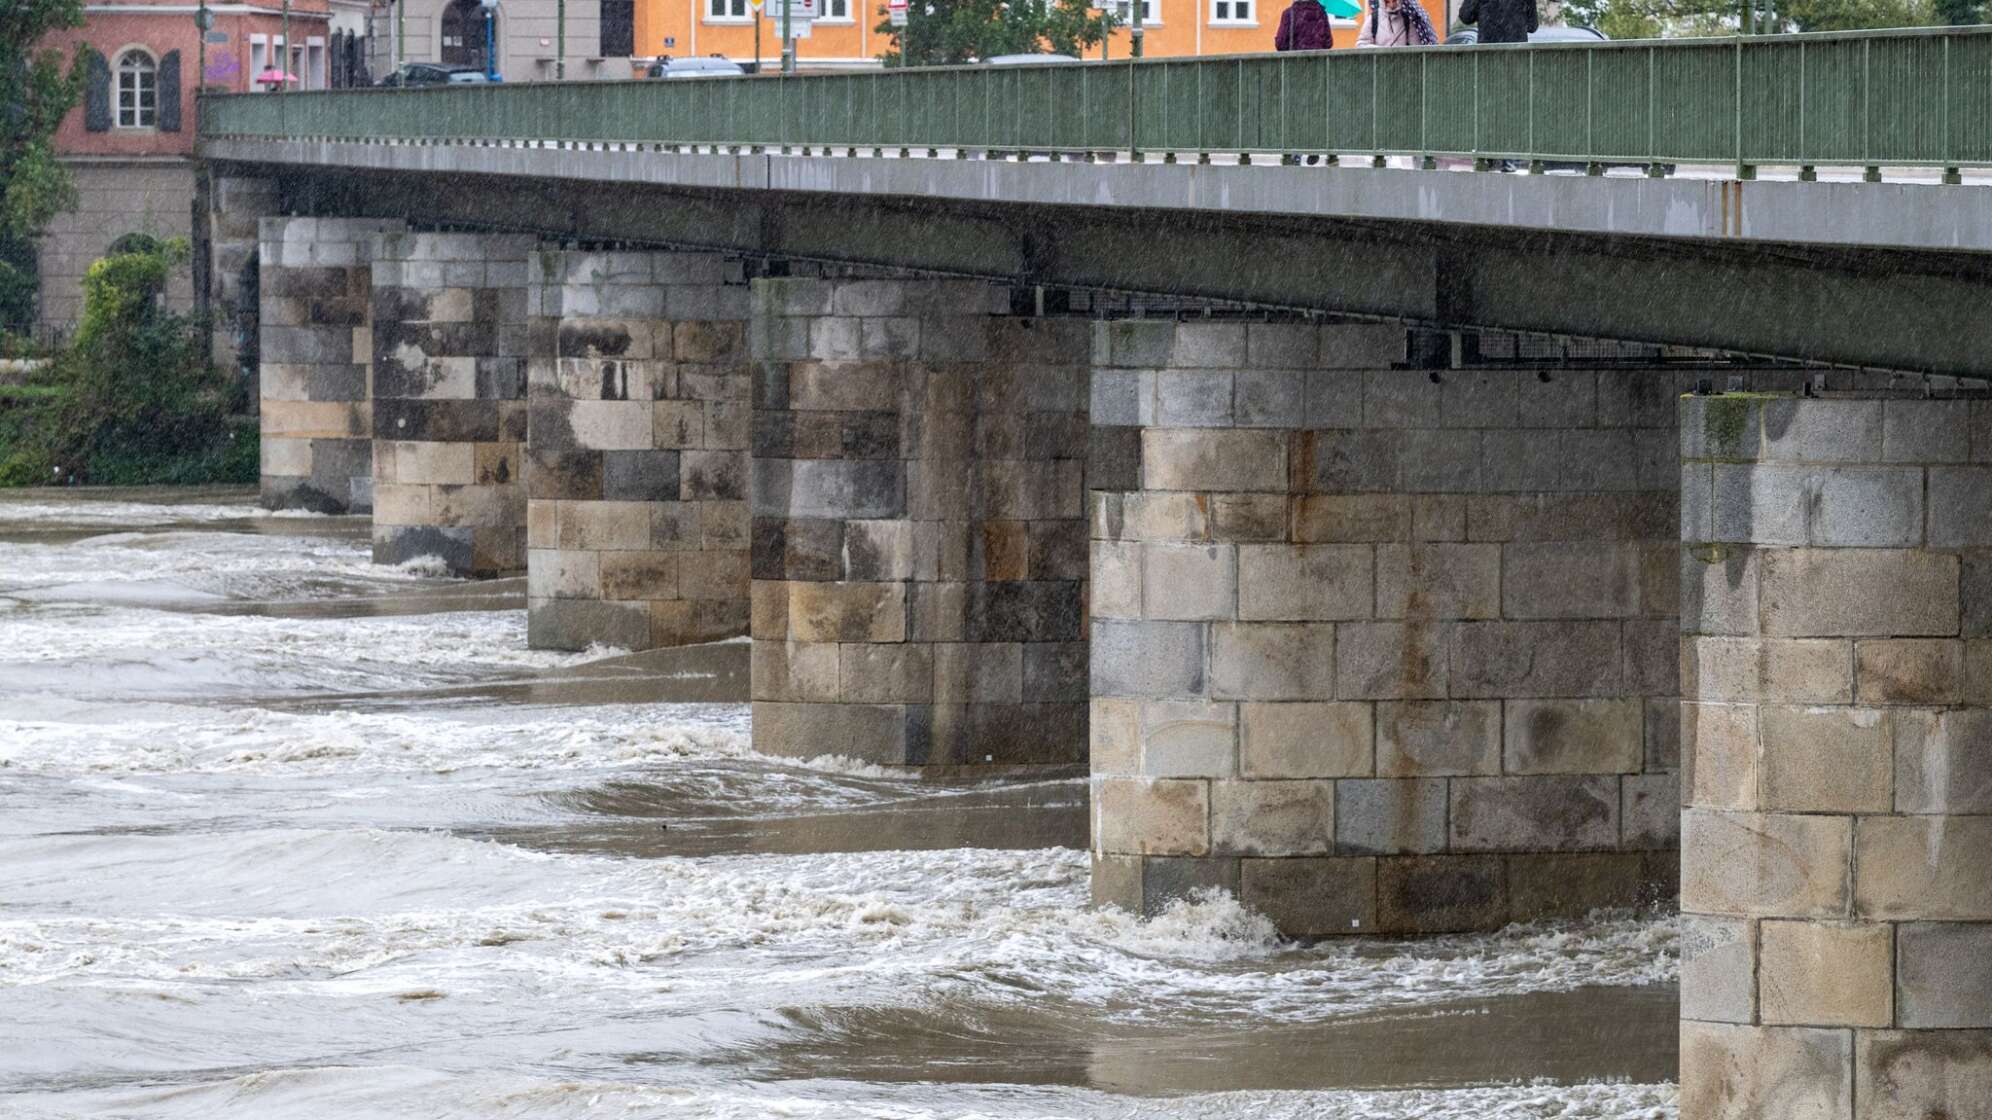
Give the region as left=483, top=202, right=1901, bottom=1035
left=888, top=0, right=908, bottom=23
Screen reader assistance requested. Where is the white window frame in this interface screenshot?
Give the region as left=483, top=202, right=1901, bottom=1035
left=114, top=48, right=158, bottom=129
left=705, top=0, right=751, bottom=23
left=1111, top=0, right=1161, bottom=24
left=1209, top=0, right=1254, bottom=24
left=816, top=0, right=853, bottom=23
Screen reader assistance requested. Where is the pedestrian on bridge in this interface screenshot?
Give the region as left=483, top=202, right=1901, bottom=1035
left=1355, top=0, right=1438, bottom=47
left=1459, top=0, right=1538, bottom=44
left=1274, top=0, right=1334, bottom=50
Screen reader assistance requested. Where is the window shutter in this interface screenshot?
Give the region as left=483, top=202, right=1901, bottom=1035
left=84, top=48, right=111, bottom=132
left=158, top=50, right=182, bottom=132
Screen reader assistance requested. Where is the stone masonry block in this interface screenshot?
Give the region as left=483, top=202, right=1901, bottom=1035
left=1153, top=370, right=1233, bottom=427
left=1141, top=429, right=1288, bottom=493
left=1504, top=698, right=1644, bottom=775
left=1448, top=776, right=1620, bottom=851
left=787, top=581, right=906, bottom=643
left=1713, top=464, right=1923, bottom=547
left=1092, top=777, right=1210, bottom=856
left=1502, top=541, right=1641, bottom=620
left=1684, top=637, right=1853, bottom=704
left=1856, top=639, right=1964, bottom=705
left=1376, top=700, right=1500, bottom=777
left=1209, top=622, right=1337, bottom=701
left=1451, top=621, right=1622, bottom=699
left=1240, top=857, right=1378, bottom=936
left=1760, top=398, right=1883, bottom=462
left=1140, top=543, right=1237, bottom=621
left=1239, top=701, right=1372, bottom=779
left=1757, top=705, right=1893, bottom=814
left=1681, top=914, right=1757, bottom=1024
left=1237, top=544, right=1373, bottom=621
left=1335, top=778, right=1447, bottom=855
left=1857, top=1029, right=1992, bottom=1120
left=1374, top=543, right=1500, bottom=620
left=1137, top=699, right=1236, bottom=777
left=1685, top=702, right=1760, bottom=811
left=1362, top=370, right=1441, bottom=428
left=1210, top=779, right=1334, bottom=856
left=1883, top=399, right=1969, bottom=463
left=1679, top=1021, right=1851, bottom=1120
left=1681, top=547, right=1760, bottom=637
left=1681, top=809, right=1851, bottom=919
left=1376, top=854, right=1507, bottom=934
left=1335, top=622, right=1449, bottom=700
left=1895, top=922, right=1992, bottom=1028
left=1929, top=466, right=1992, bottom=547
left=1855, top=815, right=1992, bottom=920
left=1894, top=709, right=1992, bottom=814
left=1091, top=620, right=1205, bottom=698
left=1758, top=920, right=1893, bottom=1027
left=1292, top=495, right=1410, bottom=543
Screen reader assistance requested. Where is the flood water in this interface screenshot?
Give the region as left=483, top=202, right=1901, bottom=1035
left=1, top=487, right=1680, bottom=1119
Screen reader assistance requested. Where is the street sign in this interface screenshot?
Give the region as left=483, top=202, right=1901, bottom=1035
left=789, top=18, right=812, bottom=37
left=194, top=7, right=215, bottom=31
left=204, top=31, right=229, bottom=43
left=888, top=0, right=907, bottom=24
left=769, top=0, right=818, bottom=21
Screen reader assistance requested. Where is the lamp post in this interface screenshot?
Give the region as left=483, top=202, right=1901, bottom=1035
left=481, top=0, right=498, bottom=79
left=1130, top=0, right=1143, bottom=57
left=556, top=0, right=566, bottom=79
left=281, top=0, right=291, bottom=90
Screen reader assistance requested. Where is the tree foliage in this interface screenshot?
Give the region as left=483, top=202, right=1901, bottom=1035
left=874, top=0, right=1116, bottom=66
left=1555, top=0, right=1939, bottom=37
left=0, top=0, right=86, bottom=334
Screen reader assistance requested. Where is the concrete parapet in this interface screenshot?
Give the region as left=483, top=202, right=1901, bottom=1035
left=750, top=276, right=1091, bottom=767
left=1089, top=322, right=1696, bottom=935
left=257, top=216, right=405, bottom=513
left=525, top=250, right=752, bottom=650
left=1680, top=393, right=1992, bottom=1120
left=369, top=231, right=537, bottom=575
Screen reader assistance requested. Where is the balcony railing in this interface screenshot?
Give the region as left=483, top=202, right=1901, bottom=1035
left=202, top=27, right=1992, bottom=178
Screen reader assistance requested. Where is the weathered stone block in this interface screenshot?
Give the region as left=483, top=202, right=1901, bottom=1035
left=754, top=700, right=906, bottom=764
left=1856, top=1029, right=1992, bottom=1120
left=1855, top=815, right=1992, bottom=920
left=1140, top=857, right=1240, bottom=912
left=1760, top=398, right=1883, bottom=462
left=1239, top=701, right=1372, bottom=779
left=1362, top=369, right=1442, bottom=428
left=1758, top=549, right=1958, bottom=638
left=1092, top=777, right=1210, bottom=856
left=1502, top=541, right=1640, bottom=619
left=1210, top=780, right=1335, bottom=856
left=1372, top=542, right=1499, bottom=621
left=1240, top=857, right=1378, bottom=936
left=1140, top=543, right=1237, bottom=621
left=1334, top=621, right=1449, bottom=700
left=1504, top=698, right=1644, bottom=775
left=1856, top=639, right=1964, bottom=705
left=1895, top=922, right=1992, bottom=1028
left=1208, top=622, right=1336, bottom=701
left=1759, top=919, right=1893, bottom=1027
left=1682, top=809, right=1851, bottom=918
left=1141, top=429, right=1289, bottom=493
left=1376, top=854, right=1506, bottom=934
left=1681, top=546, right=1760, bottom=637
left=1237, top=544, right=1373, bottom=621
left=1291, top=494, right=1410, bottom=543
left=1883, top=399, right=1969, bottom=463
left=1090, top=620, right=1204, bottom=698
left=1894, top=709, right=1992, bottom=814
left=1507, top=851, right=1658, bottom=919
left=1679, top=1021, right=1851, bottom=1120
left=751, top=640, right=841, bottom=703
left=1335, top=778, right=1447, bottom=855
left=1449, top=776, right=1620, bottom=851
left=1135, top=699, right=1235, bottom=777
left=1756, top=705, right=1892, bottom=814
left=1452, top=621, right=1622, bottom=698
left=1376, top=700, right=1500, bottom=777
left=1684, top=637, right=1853, bottom=704
left=1681, top=914, right=1757, bottom=1024
left=787, top=581, right=906, bottom=643
left=1090, top=698, right=1140, bottom=775
left=1622, top=773, right=1681, bottom=849
left=1153, top=370, right=1233, bottom=427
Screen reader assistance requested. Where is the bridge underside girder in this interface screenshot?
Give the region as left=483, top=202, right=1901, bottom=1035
left=228, top=161, right=1992, bottom=376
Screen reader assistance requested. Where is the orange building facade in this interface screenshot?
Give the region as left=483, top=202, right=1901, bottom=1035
left=632, top=0, right=1448, bottom=70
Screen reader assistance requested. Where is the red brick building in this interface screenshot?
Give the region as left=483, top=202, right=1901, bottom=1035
left=35, top=1, right=333, bottom=335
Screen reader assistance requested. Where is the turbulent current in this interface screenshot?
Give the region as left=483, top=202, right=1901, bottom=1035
left=0, top=488, right=1680, bottom=1119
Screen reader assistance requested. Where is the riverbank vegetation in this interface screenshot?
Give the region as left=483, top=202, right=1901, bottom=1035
left=0, top=236, right=255, bottom=487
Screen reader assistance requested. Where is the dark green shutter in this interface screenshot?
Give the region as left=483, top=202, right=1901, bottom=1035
left=159, top=50, right=182, bottom=131
left=84, top=48, right=110, bottom=132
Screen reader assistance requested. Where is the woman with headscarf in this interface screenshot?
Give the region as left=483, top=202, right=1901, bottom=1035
left=1355, top=0, right=1438, bottom=46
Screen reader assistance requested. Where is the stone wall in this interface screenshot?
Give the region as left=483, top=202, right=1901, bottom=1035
left=1089, top=319, right=1688, bottom=935
left=207, top=176, right=280, bottom=377
left=369, top=231, right=536, bottom=576
left=750, top=277, right=1092, bottom=767
left=37, top=159, right=198, bottom=339
left=525, top=250, right=753, bottom=650
left=258, top=216, right=404, bottom=513
left=1679, top=394, right=1992, bottom=1119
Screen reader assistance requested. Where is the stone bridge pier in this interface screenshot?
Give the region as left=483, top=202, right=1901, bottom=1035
left=1680, top=394, right=1992, bottom=1119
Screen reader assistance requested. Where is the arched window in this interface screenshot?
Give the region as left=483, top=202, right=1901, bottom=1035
left=440, top=0, right=490, bottom=70
left=116, top=50, right=157, bottom=128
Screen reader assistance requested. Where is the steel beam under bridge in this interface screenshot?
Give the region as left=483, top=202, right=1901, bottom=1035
left=228, top=160, right=1992, bottom=375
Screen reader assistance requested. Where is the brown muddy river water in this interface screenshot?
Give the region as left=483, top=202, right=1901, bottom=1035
left=0, top=487, right=1679, bottom=1119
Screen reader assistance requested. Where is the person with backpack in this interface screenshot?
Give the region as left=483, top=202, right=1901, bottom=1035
left=1356, top=0, right=1438, bottom=46
left=1275, top=0, right=1334, bottom=50
left=1460, top=0, right=1539, bottom=44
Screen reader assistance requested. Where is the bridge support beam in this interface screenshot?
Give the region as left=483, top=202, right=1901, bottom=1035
left=1679, top=394, right=1992, bottom=1119
left=524, top=250, right=752, bottom=650
left=368, top=231, right=537, bottom=576
left=1088, top=321, right=1692, bottom=934
left=749, top=276, right=1092, bottom=767
left=256, top=216, right=404, bottom=513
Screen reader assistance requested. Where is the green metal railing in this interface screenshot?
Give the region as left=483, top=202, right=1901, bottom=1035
left=203, top=27, right=1992, bottom=176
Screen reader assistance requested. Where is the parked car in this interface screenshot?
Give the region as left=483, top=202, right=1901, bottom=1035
left=983, top=53, right=1081, bottom=65
left=377, top=64, right=493, bottom=87
left=647, top=56, right=746, bottom=79
left=1444, top=24, right=1604, bottom=45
